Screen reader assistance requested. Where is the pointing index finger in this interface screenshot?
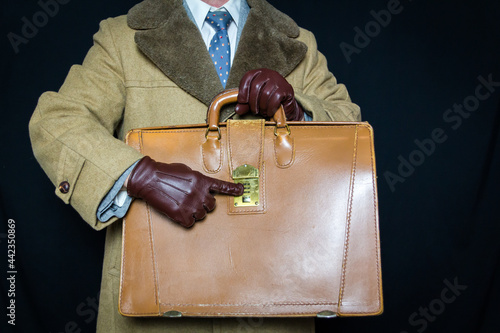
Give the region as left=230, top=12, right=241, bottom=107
left=209, top=178, right=244, bottom=196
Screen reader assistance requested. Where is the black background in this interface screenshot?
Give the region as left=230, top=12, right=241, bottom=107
left=1, top=0, right=499, bottom=332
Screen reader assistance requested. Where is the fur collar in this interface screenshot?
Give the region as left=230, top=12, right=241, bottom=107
left=127, top=0, right=307, bottom=120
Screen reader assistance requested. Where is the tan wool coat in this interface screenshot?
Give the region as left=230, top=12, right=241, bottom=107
left=29, top=0, right=361, bottom=331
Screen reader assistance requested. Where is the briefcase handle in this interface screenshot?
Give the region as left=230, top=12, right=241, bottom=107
left=206, top=88, right=288, bottom=132
left=202, top=88, right=294, bottom=172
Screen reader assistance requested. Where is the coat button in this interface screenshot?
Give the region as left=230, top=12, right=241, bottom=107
left=59, top=181, right=70, bottom=194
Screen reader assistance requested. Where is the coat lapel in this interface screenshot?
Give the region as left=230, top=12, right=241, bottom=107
left=128, top=0, right=223, bottom=106
left=226, top=0, right=307, bottom=88
left=127, top=0, right=307, bottom=120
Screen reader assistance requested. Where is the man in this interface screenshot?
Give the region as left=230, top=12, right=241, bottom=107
left=29, top=0, right=360, bottom=331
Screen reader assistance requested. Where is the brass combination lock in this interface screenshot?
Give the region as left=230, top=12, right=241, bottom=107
left=232, top=164, right=259, bottom=207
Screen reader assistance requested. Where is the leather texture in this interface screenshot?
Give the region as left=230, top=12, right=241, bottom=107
left=235, top=68, right=304, bottom=120
left=119, top=89, right=383, bottom=318
left=127, top=156, right=244, bottom=228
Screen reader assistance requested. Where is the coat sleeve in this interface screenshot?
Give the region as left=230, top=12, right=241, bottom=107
left=290, top=28, right=361, bottom=122
left=29, top=18, right=143, bottom=230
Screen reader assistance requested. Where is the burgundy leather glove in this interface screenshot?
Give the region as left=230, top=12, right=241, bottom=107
left=127, top=156, right=244, bottom=228
left=235, top=68, right=304, bottom=120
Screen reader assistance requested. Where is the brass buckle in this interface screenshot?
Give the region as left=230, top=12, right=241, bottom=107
left=232, top=164, right=259, bottom=207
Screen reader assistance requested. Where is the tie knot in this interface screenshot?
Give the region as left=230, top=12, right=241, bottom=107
left=205, top=10, right=233, bottom=31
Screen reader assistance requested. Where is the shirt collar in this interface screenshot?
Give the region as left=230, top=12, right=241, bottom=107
left=185, top=0, right=242, bottom=30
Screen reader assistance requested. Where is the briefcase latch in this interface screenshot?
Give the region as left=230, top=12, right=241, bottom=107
left=232, top=164, right=259, bottom=207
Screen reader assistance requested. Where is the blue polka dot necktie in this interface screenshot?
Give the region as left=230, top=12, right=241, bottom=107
left=205, top=10, right=233, bottom=87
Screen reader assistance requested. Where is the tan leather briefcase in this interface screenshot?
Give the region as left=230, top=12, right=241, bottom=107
left=119, top=89, right=383, bottom=318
